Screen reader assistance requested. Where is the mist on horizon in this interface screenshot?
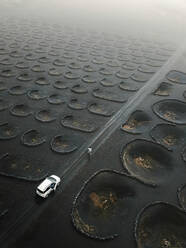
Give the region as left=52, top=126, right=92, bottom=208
left=0, top=0, right=186, bottom=42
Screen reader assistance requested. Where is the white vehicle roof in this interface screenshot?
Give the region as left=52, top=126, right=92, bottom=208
left=37, top=178, right=52, bottom=192
left=37, top=175, right=60, bottom=192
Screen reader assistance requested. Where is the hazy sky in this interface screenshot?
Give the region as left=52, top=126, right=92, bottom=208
left=0, top=0, right=186, bottom=41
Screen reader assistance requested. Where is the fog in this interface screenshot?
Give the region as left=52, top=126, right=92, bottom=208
left=0, top=0, right=186, bottom=42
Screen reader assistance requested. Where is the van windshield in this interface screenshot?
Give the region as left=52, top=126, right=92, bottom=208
left=48, top=177, right=56, bottom=183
